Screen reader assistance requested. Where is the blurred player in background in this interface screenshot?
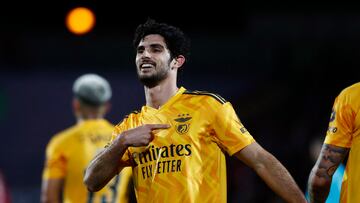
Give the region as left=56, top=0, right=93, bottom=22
left=84, top=19, right=306, bottom=203
left=41, top=73, right=134, bottom=203
left=308, top=82, right=360, bottom=203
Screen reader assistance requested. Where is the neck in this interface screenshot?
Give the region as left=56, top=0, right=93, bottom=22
left=144, top=78, right=179, bottom=109
left=76, top=114, right=103, bottom=123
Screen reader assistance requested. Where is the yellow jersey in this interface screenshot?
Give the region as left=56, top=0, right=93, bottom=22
left=325, top=82, right=360, bottom=203
left=112, top=87, right=255, bottom=203
left=42, top=119, right=133, bottom=203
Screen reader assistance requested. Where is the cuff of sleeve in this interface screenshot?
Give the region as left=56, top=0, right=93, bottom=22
left=227, top=138, right=256, bottom=156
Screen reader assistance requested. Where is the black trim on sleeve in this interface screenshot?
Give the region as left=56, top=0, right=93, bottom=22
left=184, top=90, right=227, bottom=104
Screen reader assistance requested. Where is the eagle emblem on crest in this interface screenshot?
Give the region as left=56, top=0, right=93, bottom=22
left=174, top=114, right=192, bottom=134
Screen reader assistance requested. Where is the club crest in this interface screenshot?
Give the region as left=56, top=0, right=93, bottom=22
left=174, top=114, right=192, bottom=134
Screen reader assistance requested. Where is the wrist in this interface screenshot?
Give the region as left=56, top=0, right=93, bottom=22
left=117, top=134, right=129, bottom=148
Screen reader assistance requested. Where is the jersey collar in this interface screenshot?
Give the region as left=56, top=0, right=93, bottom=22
left=143, top=87, right=186, bottom=113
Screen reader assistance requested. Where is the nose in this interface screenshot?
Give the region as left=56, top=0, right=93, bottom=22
left=141, top=49, right=151, bottom=58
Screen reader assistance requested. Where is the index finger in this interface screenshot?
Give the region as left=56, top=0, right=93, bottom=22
left=146, top=124, right=171, bottom=130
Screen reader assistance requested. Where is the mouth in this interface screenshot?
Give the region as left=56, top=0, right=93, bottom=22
left=140, top=61, right=156, bottom=70
left=140, top=63, right=155, bottom=70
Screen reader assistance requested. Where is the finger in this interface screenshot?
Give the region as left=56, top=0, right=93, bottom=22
left=149, top=131, right=155, bottom=141
left=146, top=124, right=171, bottom=130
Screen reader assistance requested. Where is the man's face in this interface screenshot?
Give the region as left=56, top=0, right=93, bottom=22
left=135, top=34, right=172, bottom=87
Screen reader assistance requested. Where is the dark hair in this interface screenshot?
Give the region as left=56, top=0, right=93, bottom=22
left=133, top=18, right=191, bottom=61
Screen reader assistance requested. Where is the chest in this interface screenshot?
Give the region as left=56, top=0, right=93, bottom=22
left=128, top=106, right=220, bottom=164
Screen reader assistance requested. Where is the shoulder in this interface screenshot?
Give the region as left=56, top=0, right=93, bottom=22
left=101, top=119, right=116, bottom=130
left=114, top=110, right=141, bottom=129
left=47, top=125, right=79, bottom=149
left=183, top=89, right=227, bottom=105
left=336, top=82, right=360, bottom=106
left=340, top=82, right=360, bottom=97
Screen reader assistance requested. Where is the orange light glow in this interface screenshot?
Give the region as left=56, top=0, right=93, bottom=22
left=66, top=7, right=95, bottom=35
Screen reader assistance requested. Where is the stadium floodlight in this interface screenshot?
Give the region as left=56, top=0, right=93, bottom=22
left=66, top=7, right=95, bottom=35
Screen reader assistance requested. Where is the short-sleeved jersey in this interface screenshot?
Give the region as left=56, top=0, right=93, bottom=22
left=112, top=87, right=255, bottom=203
left=42, top=119, right=133, bottom=203
left=324, top=82, right=360, bottom=203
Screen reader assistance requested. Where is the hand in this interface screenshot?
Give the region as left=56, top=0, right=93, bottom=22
left=118, top=124, right=170, bottom=147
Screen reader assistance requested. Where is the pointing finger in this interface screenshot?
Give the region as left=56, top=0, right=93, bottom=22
left=146, top=124, right=171, bottom=130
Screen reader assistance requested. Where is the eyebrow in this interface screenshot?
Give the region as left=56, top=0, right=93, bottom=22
left=137, top=43, right=165, bottom=50
left=149, top=44, right=164, bottom=49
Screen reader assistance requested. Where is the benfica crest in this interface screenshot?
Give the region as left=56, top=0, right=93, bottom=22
left=174, top=114, right=192, bottom=134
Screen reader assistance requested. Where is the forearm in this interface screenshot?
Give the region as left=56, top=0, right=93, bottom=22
left=255, top=153, right=306, bottom=203
left=308, top=168, right=331, bottom=203
left=307, top=144, right=348, bottom=203
left=40, top=192, right=61, bottom=203
left=84, top=137, right=128, bottom=192
left=41, top=198, right=61, bottom=203
left=84, top=123, right=167, bottom=191
left=40, top=179, right=63, bottom=203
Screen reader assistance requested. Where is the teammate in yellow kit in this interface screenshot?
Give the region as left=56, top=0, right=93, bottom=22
left=84, top=19, right=306, bottom=203
left=308, top=82, right=360, bottom=203
left=41, top=74, right=134, bottom=203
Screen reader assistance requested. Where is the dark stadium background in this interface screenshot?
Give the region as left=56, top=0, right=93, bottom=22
left=1, top=1, right=360, bottom=202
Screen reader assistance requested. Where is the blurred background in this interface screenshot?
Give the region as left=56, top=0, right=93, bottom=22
left=1, top=1, right=360, bottom=202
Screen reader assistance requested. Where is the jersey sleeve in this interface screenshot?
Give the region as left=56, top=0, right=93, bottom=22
left=212, top=102, right=255, bottom=156
left=42, top=138, right=67, bottom=179
left=324, top=91, right=356, bottom=148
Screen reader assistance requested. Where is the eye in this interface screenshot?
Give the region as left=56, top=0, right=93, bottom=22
left=137, top=47, right=144, bottom=54
left=153, top=48, right=162, bottom=52
left=150, top=44, right=164, bottom=53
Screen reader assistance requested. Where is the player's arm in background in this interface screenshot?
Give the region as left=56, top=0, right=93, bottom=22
left=234, top=142, right=307, bottom=203
left=84, top=124, right=169, bottom=192
left=41, top=179, right=64, bottom=203
left=308, top=86, right=355, bottom=202
left=41, top=137, right=67, bottom=203
left=307, top=144, right=348, bottom=203
left=211, top=101, right=306, bottom=202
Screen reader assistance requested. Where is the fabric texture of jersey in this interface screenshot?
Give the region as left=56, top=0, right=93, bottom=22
left=42, top=119, right=132, bottom=203
left=324, top=82, right=360, bottom=203
left=111, top=87, right=255, bottom=203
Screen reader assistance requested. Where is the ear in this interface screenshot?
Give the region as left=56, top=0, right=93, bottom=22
left=72, top=98, right=80, bottom=112
left=171, top=55, right=185, bottom=70
left=104, top=102, right=111, bottom=115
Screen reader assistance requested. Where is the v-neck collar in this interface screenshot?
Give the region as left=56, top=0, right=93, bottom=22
left=142, top=87, right=186, bottom=114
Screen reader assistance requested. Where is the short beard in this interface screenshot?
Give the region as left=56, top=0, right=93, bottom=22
left=138, top=67, right=169, bottom=88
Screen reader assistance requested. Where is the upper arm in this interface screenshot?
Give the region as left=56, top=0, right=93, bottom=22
left=325, top=90, right=356, bottom=148
left=41, top=179, right=64, bottom=203
left=311, top=144, right=349, bottom=182
left=310, top=88, right=352, bottom=183
left=212, top=102, right=255, bottom=155
left=41, top=138, right=67, bottom=203
left=233, top=142, right=269, bottom=169
left=43, top=136, right=68, bottom=179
